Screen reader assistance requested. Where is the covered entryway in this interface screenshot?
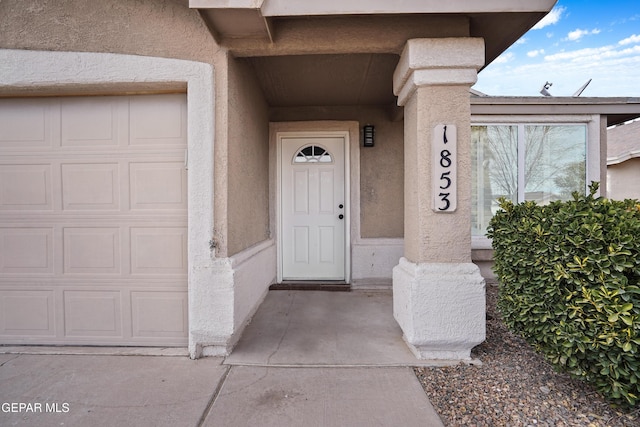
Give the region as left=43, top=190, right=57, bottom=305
left=279, top=133, right=348, bottom=281
left=0, top=94, right=188, bottom=346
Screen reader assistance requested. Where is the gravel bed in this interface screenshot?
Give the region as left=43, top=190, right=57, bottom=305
left=415, top=283, right=640, bottom=427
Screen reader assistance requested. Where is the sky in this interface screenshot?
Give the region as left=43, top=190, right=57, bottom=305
left=473, top=0, right=640, bottom=97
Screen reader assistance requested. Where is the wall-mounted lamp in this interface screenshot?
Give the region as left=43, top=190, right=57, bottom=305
left=363, top=124, right=375, bottom=147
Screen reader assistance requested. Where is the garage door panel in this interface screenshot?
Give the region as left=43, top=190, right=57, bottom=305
left=60, top=98, right=125, bottom=148
left=0, top=228, right=53, bottom=273
left=130, top=162, right=187, bottom=210
left=131, top=291, right=188, bottom=338
left=0, top=94, right=188, bottom=347
left=130, top=227, right=187, bottom=275
left=64, top=290, right=122, bottom=337
left=0, top=164, right=53, bottom=210
left=0, top=290, right=55, bottom=336
left=0, top=99, right=52, bottom=148
left=130, top=95, right=186, bottom=146
left=63, top=227, right=121, bottom=274
left=61, top=163, right=120, bottom=210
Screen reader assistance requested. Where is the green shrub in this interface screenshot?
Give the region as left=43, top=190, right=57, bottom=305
left=487, top=182, right=640, bottom=407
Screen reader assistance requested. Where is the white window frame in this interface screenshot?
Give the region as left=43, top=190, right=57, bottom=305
left=471, top=114, right=601, bottom=249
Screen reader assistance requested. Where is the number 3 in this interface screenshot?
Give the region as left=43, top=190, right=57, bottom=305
left=438, top=193, right=451, bottom=211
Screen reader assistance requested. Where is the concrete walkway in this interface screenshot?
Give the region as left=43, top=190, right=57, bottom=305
left=0, top=290, right=445, bottom=426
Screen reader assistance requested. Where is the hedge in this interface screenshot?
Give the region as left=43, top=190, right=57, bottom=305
left=487, top=182, right=640, bottom=407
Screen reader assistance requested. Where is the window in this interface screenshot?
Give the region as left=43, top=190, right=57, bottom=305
left=293, top=145, right=333, bottom=163
left=472, top=124, right=587, bottom=237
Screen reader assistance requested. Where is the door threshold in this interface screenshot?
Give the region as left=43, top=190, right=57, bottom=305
left=270, top=281, right=350, bottom=292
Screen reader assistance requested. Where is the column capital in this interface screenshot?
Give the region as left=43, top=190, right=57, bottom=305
left=393, top=38, right=485, bottom=106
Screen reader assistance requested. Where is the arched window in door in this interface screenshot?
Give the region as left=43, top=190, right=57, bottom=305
left=293, top=145, right=333, bottom=163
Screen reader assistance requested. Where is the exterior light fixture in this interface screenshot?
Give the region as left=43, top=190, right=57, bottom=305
left=363, top=124, right=375, bottom=147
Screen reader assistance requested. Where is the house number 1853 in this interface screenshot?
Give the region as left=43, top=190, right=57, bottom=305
left=433, top=124, right=457, bottom=212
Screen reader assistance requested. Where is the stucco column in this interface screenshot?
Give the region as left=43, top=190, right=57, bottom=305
left=392, top=38, right=486, bottom=360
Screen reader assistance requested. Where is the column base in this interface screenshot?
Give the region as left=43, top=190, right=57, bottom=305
left=393, top=257, right=486, bottom=360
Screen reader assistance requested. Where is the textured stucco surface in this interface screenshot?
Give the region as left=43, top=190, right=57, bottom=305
left=351, top=239, right=403, bottom=286
left=394, top=38, right=484, bottom=264
left=401, top=85, right=478, bottom=263
left=393, top=258, right=486, bottom=359
left=391, top=38, right=487, bottom=359
left=0, top=0, right=218, bottom=62
left=608, top=158, right=640, bottom=200
left=358, top=111, right=405, bottom=238
left=223, top=15, right=470, bottom=56
left=224, top=57, right=270, bottom=256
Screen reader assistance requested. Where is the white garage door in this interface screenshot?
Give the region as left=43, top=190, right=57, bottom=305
left=0, top=94, right=188, bottom=346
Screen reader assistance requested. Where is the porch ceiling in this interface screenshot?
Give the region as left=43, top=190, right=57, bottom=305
left=244, top=53, right=399, bottom=108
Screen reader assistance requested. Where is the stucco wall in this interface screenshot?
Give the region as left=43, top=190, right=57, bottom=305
left=270, top=106, right=404, bottom=238
left=607, top=159, right=640, bottom=201
left=0, top=0, right=217, bottom=63
left=224, top=56, right=270, bottom=256
left=358, top=112, right=404, bottom=238
left=403, top=84, right=474, bottom=264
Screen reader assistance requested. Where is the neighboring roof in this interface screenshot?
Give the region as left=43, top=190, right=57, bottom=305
left=470, top=96, right=640, bottom=127
left=469, top=88, right=489, bottom=97
left=607, top=120, right=640, bottom=165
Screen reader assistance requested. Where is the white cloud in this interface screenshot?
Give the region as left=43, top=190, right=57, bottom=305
left=565, top=28, right=601, bottom=42
left=532, top=6, right=565, bottom=30
left=527, top=49, right=545, bottom=58
left=619, top=34, right=640, bottom=45
left=515, top=38, right=527, bottom=45
left=544, top=44, right=640, bottom=62
left=493, top=52, right=515, bottom=64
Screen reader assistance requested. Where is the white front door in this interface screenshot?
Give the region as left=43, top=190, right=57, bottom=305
left=280, top=136, right=346, bottom=280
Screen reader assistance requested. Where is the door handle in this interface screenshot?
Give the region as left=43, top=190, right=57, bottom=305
left=338, top=204, right=344, bottom=209
left=338, top=214, right=344, bottom=220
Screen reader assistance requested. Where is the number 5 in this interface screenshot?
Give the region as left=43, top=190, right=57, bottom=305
left=439, top=171, right=451, bottom=189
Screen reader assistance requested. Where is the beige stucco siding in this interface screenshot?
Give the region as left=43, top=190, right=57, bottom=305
left=0, top=0, right=217, bottom=63
left=403, top=85, right=474, bottom=264
left=607, top=158, right=640, bottom=201
left=357, top=112, right=404, bottom=238
left=225, top=56, right=270, bottom=256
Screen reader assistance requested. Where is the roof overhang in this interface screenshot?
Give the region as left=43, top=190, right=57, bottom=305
left=191, top=0, right=557, bottom=66
left=606, top=120, right=640, bottom=165
left=608, top=151, right=640, bottom=166
left=471, top=97, right=640, bottom=127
